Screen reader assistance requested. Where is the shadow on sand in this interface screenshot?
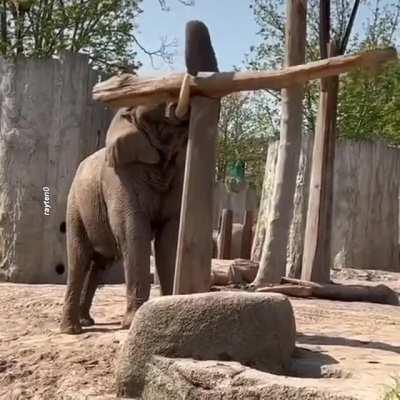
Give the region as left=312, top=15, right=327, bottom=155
left=297, top=333, right=400, bottom=355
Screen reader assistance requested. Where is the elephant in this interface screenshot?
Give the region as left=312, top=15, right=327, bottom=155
left=60, top=20, right=219, bottom=335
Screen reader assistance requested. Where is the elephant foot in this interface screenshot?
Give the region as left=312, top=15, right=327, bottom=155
left=60, top=320, right=83, bottom=335
left=79, top=315, right=95, bottom=327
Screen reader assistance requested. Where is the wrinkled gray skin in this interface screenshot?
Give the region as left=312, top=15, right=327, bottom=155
left=60, top=19, right=218, bottom=335
left=60, top=104, right=189, bottom=334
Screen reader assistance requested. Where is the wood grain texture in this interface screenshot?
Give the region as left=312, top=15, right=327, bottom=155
left=240, top=210, right=254, bottom=259
left=173, top=96, right=220, bottom=294
left=216, top=209, right=233, bottom=260
left=0, top=53, right=112, bottom=283
left=252, top=0, right=307, bottom=284
left=301, top=80, right=338, bottom=282
left=259, top=139, right=400, bottom=273
left=93, top=48, right=397, bottom=107
left=302, top=41, right=339, bottom=283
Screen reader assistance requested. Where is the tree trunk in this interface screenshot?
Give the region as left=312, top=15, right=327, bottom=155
left=251, top=141, right=278, bottom=261
left=286, top=134, right=313, bottom=277
left=252, top=0, right=307, bottom=285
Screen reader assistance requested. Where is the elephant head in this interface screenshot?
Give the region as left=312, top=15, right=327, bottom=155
left=105, top=103, right=189, bottom=168
left=105, top=20, right=218, bottom=169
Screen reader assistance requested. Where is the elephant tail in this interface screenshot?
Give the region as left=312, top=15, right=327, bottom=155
left=185, top=20, right=219, bottom=75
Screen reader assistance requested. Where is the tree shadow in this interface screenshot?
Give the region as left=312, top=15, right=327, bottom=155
left=297, top=333, right=400, bottom=355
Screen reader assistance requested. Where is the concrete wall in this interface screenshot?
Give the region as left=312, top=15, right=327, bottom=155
left=2, top=53, right=398, bottom=282
left=254, top=137, right=400, bottom=272
left=331, top=141, right=400, bottom=271
left=0, top=53, right=113, bottom=283
left=0, top=53, right=258, bottom=284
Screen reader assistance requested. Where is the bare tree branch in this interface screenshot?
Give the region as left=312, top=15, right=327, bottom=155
left=131, top=34, right=177, bottom=68
left=157, top=0, right=194, bottom=12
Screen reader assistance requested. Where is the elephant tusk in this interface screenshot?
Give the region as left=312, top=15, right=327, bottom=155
left=174, top=73, right=192, bottom=119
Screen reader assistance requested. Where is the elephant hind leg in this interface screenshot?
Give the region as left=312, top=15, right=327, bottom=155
left=79, top=253, right=109, bottom=327
left=60, top=213, right=93, bottom=335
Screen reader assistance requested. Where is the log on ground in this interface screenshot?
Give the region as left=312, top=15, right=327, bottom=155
left=256, top=278, right=399, bottom=306
left=211, top=259, right=259, bottom=286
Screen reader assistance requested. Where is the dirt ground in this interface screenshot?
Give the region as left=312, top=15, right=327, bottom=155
left=0, top=268, right=399, bottom=400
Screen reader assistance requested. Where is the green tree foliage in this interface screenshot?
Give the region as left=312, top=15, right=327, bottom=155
left=218, top=1, right=400, bottom=193
left=247, top=0, right=400, bottom=140
left=217, top=93, right=274, bottom=195
left=0, top=0, right=191, bottom=71
left=338, top=1, right=400, bottom=143
left=0, top=0, right=143, bottom=71
left=339, top=61, right=400, bottom=143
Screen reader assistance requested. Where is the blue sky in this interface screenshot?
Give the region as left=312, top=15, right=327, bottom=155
left=136, top=0, right=259, bottom=73
left=135, top=0, right=396, bottom=73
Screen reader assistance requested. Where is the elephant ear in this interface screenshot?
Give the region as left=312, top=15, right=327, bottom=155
left=105, top=108, right=160, bottom=168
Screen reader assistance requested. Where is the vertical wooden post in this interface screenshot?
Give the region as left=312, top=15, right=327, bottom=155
left=301, top=44, right=338, bottom=283
left=240, top=210, right=253, bottom=259
left=173, top=96, right=220, bottom=294
left=301, top=0, right=360, bottom=283
left=217, top=209, right=233, bottom=259
left=252, top=0, right=307, bottom=285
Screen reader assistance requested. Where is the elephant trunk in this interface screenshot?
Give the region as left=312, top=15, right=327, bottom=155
left=185, top=20, right=219, bottom=76
left=172, top=20, right=219, bottom=121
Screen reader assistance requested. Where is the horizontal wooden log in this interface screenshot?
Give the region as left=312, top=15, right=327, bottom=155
left=257, top=281, right=399, bottom=305
left=93, top=48, right=397, bottom=107
left=257, top=284, right=313, bottom=298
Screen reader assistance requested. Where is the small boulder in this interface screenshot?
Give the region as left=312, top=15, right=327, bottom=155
left=115, top=292, right=296, bottom=398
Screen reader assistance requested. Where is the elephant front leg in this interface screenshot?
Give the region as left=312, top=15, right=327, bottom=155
left=120, top=214, right=152, bottom=329
left=155, top=218, right=180, bottom=295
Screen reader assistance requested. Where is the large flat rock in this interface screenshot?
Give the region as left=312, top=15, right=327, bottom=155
left=115, top=292, right=296, bottom=398
left=143, top=356, right=363, bottom=400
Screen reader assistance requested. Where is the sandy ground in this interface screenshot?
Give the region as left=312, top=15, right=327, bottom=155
left=0, top=268, right=399, bottom=400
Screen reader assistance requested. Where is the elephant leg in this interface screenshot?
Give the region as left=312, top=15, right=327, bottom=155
left=120, top=213, right=152, bottom=329
left=155, top=218, right=180, bottom=295
left=60, top=215, right=92, bottom=335
left=79, top=264, right=99, bottom=327
left=79, top=253, right=109, bottom=326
